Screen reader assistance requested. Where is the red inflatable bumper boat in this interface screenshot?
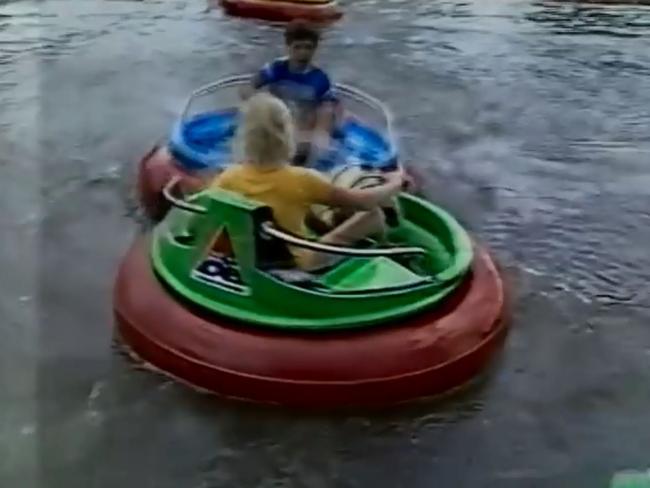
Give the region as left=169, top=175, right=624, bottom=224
left=121, top=77, right=509, bottom=408
left=218, top=0, right=342, bottom=23
left=114, top=236, right=506, bottom=408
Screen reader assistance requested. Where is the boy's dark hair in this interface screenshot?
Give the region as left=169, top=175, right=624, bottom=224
left=284, top=20, right=320, bottom=46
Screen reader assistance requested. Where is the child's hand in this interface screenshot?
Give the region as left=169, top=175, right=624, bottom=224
left=311, top=131, right=330, bottom=152
left=385, top=167, right=413, bottom=192
left=392, top=164, right=418, bottom=193
left=401, top=170, right=416, bottom=192
left=239, top=84, right=254, bottom=101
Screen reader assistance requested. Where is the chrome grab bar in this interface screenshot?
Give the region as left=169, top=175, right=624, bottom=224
left=180, top=75, right=251, bottom=120
left=178, top=75, right=396, bottom=151
left=261, top=221, right=426, bottom=258
left=162, top=176, right=208, bottom=214
left=161, top=179, right=425, bottom=260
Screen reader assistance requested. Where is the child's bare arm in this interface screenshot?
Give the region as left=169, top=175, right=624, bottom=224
left=320, top=170, right=405, bottom=211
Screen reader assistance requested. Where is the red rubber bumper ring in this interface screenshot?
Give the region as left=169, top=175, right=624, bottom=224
left=136, top=146, right=207, bottom=221
left=113, top=235, right=509, bottom=408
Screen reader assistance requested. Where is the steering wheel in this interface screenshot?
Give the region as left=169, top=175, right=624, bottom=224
left=343, top=173, right=401, bottom=227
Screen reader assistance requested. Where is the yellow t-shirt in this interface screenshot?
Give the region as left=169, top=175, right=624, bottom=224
left=210, top=163, right=333, bottom=237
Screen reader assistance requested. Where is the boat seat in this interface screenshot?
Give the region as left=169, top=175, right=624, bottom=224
left=265, top=257, right=429, bottom=294
left=266, top=268, right=319, bottom=285
left=185, top=200, right=430, bottom=294
left=250, top=206, right=431, bottom=293
left=318, top=256, right=427, bottom=293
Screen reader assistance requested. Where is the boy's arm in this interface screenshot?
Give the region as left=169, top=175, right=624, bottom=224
left=314, top=101, right=336, bottom=132
left=239, top=61, right=277, bottom=100
left=312, top=73, right=339, bottom=142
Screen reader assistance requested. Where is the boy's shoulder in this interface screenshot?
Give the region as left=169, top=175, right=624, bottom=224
left=308, top=64, right=331, bottom=81
left=264, top=57, right=290, bottom=72
left=265, top=57, right=330, bottom=78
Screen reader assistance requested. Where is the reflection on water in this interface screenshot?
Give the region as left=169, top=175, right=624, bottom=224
left=1, top=0, right=650, bottom=487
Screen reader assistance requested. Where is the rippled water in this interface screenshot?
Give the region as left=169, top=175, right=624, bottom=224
left=2, top=0, right=650, bottom=486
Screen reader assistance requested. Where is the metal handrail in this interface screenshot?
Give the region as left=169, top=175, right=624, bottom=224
left=178, top=75, right=396, bottom=149
left=261, top=222, right=426, bottom=258
left=162, top=176, right=425, bottom=258
left=162, top=176, right=208, bottom=214
left=180, top=75, right=251, bottom=119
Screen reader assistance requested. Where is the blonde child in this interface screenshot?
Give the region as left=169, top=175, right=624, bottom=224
left=211, top=92, right=405, bottom=271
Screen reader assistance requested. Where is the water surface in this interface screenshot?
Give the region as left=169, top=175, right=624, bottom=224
left=1, top=0, right=650, bottom=486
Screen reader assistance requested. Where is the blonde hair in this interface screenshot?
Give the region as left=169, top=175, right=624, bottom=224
left=235, top=92, right=295, bottom=165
